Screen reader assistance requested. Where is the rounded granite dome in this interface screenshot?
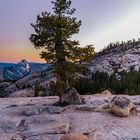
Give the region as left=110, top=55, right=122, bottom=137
left=18, top=59, right=30, bottom=70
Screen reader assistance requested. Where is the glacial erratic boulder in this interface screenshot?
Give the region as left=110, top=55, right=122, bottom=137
left=109, top=96, right=134, bottom=117
left=100, top=90, right=112, bottom=96
left=61, top=88, right=82, bottom=105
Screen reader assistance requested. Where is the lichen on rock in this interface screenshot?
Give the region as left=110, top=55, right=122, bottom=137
left=109, top=95, right=134, bottom=117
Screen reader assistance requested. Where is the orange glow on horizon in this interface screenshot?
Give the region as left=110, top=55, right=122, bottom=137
left=0, top=41, right=46, bottom=63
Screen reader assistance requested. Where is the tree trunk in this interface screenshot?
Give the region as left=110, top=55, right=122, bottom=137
left=55, top=19, right=67, bottom=103
left=55, top=39, right=67, bottom=104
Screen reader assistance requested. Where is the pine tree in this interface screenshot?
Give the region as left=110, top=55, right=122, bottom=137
left=30, top=0, right=94, bottom=102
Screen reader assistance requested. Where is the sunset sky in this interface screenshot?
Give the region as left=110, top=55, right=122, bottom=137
left=0, top=0, right=140, bottom=63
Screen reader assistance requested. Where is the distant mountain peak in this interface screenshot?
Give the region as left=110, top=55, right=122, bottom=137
left=18, top=59, right=30, bottom=70
left=0, top=60, right=50, bottom=82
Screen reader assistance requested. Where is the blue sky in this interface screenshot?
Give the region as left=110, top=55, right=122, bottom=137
left=0, top=0, right=140, bottom=62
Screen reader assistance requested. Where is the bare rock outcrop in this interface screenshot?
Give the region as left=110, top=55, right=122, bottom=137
left=9, top=89, right=34, bottom=97
left=88, top=40, right=140, bottom=75
left=61, top=88, right=82, bottom=105
left=109, top=95, right=134, bottom=117
left=22, top=119, right=70, bottom=138
left=47, top=106, right=64, bottom=114
left=0, top=95, right=140, bottom=139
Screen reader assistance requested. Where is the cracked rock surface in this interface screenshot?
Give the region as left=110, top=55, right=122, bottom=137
left=0, top=94, right=140, bottom=140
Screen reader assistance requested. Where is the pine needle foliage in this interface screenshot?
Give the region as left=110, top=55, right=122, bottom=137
left=30, top=0, right=94, bottom=101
